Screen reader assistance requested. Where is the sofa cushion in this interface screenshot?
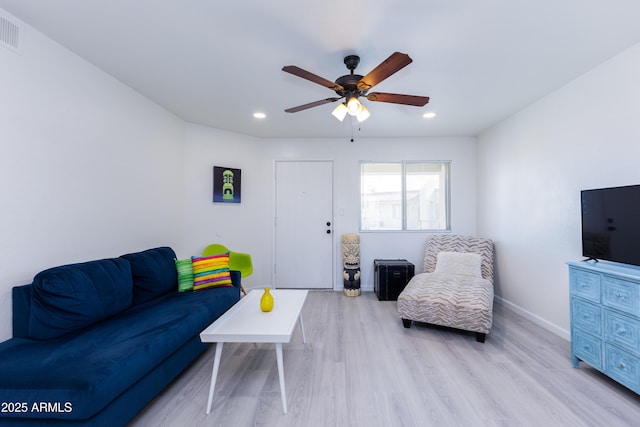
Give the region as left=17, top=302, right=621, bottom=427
left=191, top=253, right=232, bottom=290
left=434, top=251, right=483, bottom=278
left=28, top=258, right=133, bottom=340
left=0, top=284, right=239, bottom=421
left=121, top=247, right=178, bottom=304
left=398, top=272, right=494, bottom=334
left=175, top=258, right=194, bottom=291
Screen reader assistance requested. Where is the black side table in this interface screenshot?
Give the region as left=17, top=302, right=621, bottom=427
left=373, top=259, right=415, bottom=301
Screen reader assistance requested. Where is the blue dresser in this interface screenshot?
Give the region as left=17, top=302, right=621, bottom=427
left=569, top=260, right=640, bottom=394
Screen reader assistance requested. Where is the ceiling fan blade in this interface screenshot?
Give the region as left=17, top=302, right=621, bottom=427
left=366, top=92, right=430, bottom=106
left=357, top=52, right=413, bottom=91
left=285, top=97, right=342, bottom=113
left=282, top=66, right=344, bottom=91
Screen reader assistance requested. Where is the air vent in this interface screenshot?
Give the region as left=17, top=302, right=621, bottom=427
left=0, top=12, right=21, bottom=53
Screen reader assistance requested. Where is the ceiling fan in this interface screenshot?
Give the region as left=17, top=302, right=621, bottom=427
left=282, top=52, right=429, bottom=122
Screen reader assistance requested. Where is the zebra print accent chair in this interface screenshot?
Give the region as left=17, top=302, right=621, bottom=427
left=397, top=235, right=495, bottom=342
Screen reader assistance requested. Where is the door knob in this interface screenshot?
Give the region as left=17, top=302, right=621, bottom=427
left=326, top=229, right=331, bottom=234
left=326, top=221, right=331, bottom=226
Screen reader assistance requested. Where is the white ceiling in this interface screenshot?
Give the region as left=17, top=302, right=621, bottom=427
left=2, top=0, right=640, bottom=139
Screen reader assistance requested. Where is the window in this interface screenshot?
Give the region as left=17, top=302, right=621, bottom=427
left=360, top=161, right=450, bottom=231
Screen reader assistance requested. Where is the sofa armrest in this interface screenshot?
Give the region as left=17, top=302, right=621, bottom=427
left=230, top=270, right=241, bottom=291
left=12, top=285, right=32, bottom=338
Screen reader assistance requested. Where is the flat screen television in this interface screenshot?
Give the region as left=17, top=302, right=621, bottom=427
left=581, top=184, right=640, bottom=266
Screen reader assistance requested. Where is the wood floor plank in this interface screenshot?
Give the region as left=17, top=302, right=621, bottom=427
left=129, top=291, right=640, bottom=427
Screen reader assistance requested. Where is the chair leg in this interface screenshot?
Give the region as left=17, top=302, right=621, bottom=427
left=476, top=333, right=486, bottom=343
left=402, top=319, right=412, bottom=328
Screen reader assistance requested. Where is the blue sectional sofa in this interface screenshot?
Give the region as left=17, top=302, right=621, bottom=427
left=0, top=247, right=241, bottom=426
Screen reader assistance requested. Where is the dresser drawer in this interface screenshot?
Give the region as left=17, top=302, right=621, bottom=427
left=571, top=298, right=602, bottom=335
left=605, top=344, right=640, bottom=393
left=570, top=269, right=601, bottom=303
left=605, top=310, right=640, bottom=353
left=603, top=276, right=640, bottom=315
left=572, top=329, right=602, bottom=369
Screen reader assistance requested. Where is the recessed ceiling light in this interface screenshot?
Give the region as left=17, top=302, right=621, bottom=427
left=422, top=112, right=436, bottom=119
left=253, top=112, right=266, bottom=119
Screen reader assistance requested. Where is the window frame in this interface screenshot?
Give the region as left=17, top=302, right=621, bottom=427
left=359, top=160, right=451, bottom=232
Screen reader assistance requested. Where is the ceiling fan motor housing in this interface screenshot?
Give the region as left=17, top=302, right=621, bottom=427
left=335, top=55, right=365, bottom=97
left=335, top=74, right=365, bottom=97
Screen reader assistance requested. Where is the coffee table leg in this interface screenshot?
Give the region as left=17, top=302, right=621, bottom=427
left=299, top=315, right=306, bottom=344
left=275, top=343, right=287, bottom=414
left=206, top=342, right=224, bottom=414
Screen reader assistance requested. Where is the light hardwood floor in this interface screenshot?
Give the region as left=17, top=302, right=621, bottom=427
left=129, top=291, right=640, bottom=427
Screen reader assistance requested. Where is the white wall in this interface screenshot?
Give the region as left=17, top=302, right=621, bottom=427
left=181, top=124, right=272, bottom=287
left=0, top=14, right=185, bottom=340
left=182, top=128, right=478, bottom=292
left=477, top=41, right=640, bottom=338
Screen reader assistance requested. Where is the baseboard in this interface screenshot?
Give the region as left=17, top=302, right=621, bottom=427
left=494, top=296, right=570, bottom=342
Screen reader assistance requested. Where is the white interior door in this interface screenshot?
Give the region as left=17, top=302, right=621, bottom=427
left=275, top=161, right=333, bottom=289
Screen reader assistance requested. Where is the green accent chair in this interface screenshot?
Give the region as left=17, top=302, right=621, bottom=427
left=202, top=244, right=252, bottom=295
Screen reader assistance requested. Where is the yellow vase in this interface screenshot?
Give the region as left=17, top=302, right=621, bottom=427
left=260, top=288, right=274, bottom=312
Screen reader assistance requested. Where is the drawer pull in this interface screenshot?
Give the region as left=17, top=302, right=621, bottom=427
left=619, top=362, right=626, bottom=369
left=615, top=291, right=627, bottom=301
left=616, top=327, right=627, bottom=336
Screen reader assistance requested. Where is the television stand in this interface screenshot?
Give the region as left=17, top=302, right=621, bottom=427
left=568, top=260, right=640, bottom=395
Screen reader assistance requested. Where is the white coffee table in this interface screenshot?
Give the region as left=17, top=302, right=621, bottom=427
left=199, top=289, right=308, bottom=415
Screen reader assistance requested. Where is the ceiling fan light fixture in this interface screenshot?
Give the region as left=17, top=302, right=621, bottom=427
left=331, top=103, right=348, bottom=121
left=356, top=105, right=371, bottom=122
left=346, top=95, right=363, bottom=116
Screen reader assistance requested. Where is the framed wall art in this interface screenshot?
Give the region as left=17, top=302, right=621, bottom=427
left=213, top=166, right=241, bottom=203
